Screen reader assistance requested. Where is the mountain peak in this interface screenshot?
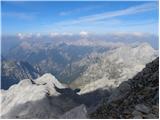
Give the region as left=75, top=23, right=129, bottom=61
left=34, top=73, right=66, bottom=89
left=136, top=42, right=155, bottom=50
left=1, top=73, right=67, bottom=117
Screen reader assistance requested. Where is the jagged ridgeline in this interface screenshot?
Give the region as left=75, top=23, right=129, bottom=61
left=2, top=42, right=158, bottom=91
left=70, top=43, right=158, bottom=93
left=1, top=33, right=159, bottom=119
left=1, top=1, right=159, bottom=119
left=1, top=59, right=41, bottom=89
left=90, top=57, right=159, bottom=119
left=1, top=57, right=159, bottom=119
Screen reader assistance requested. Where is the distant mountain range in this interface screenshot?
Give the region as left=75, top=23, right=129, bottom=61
left=1, top=34, right=159, bottom=118
left=1, top=57, right=158, bottom=118
left=1, top=33, right=158, bottom=87
left=1, top=42, right=158, bottom=90
left=1, top=59, right=40, bottom=89
left=70, top=43, right=158, bottom=93
left=2, top=36, right=113, bottom=84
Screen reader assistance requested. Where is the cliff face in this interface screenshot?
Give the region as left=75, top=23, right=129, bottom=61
left=90, top=57, right=159, bottom=119
left=1, top=60, right=40, bottom=90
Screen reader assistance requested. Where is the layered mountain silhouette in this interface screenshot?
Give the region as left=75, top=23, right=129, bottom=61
left=1, top=57, right=159, bottom=118
left=71, top=43, right=158, bottom=93
left=1, top=42, right=159, bottom=119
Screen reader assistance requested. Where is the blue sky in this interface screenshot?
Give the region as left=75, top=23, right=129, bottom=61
left=1, top=1, right=159, bottom=35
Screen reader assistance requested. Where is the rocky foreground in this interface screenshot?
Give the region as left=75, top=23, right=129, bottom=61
left=1, top=73, right=107, bottom=119
left=1, top=57, right=159, bottom=119
left=90, top=57, right=159, bottom=119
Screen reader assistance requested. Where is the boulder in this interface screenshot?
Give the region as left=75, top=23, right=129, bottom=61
left=135, top=104, right=150, bottom=114
left=107, top=81, right=131, bottom=103
left=60, top=104, right=88, bottom=119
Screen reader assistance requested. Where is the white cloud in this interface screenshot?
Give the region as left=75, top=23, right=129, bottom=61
left=59, top=5, right=103, bottom=16
left=49, top=32, right=60, bottom=37
left=79, top=2, right=157, bottom=22
left=54, top=3, right=157, bottom=26
left=49, top=32, right=73, bottom=37
left=17, top=33, right=33, bottom=39
left=79, top=31, right=89, bottom=36
left=62, top=32, right=73, bottom=36
left=107, top=32, right=146, bottom=37
left=17, top=33, right=25, bottom=39
left=2, top=12, right=36, bottom=20
left=36, top=33, right=41, bottom=37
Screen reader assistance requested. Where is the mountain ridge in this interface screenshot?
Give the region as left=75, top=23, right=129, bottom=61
left=1, top=59, right=41, bottom=90
left=71, top=43, right=158, bottom=94
left=90, top=57, right=159, bottom=119
left=1, top=57, right=159, bottom=118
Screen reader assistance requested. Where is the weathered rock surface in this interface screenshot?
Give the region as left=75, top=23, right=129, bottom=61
left=135, top=104, right=150, bottom=114
left=90, top=57, right=159, bottom=119
left=71, top=43, right=158, bottom=94
left=60, top=104, right=88, bottom=119
left=1, top=60, right=41, bottom=90
left=1, top=73, right=80, bottom=119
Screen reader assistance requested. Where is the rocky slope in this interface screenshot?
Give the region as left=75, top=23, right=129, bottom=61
left=90, top=57, right=159, bottom=119
left=60, top=104, right=88, bottom=119
left=1, top=60, right=41, bottom=90
left=1, top=57, right=158, bottom=119
left=1, top=72, right=111, bottom=119
left=1, top=73, right=82, bottom=118
left=71, top=43, right=158, bottom=94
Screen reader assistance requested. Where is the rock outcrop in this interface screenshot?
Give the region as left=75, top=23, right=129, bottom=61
left=1, top=73, right=81, bottom=119
left=60, top=104, right=88, bottom=119
left=1, top=57, right=158, bottom=119
left=90, top=57, right=159, bottom=119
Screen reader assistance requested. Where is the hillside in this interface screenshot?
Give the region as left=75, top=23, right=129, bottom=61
left=1, top=58, right=159, bottom=119
left=1, top=60, right=40, bottom=90
left=90, top=57, right=159, bottom=119
left=71, top=43, right=158, bottom=94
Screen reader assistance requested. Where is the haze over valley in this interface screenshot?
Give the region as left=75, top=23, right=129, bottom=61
left=2, top=32, right=158, bottom=89
left=1, top=1, right=159, bottom=119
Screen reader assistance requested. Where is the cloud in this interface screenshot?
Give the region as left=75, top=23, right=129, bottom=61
left=49, top=32, right=60, bottom=37
left=54, top=2, right=158, bottom=26
left=59, top=5, right=103, bottom=16
left=79, top=3, right=157, bottom=22
left=79, top=31, right=89, bottom=36
left=2, top=12, right=36, bottom=20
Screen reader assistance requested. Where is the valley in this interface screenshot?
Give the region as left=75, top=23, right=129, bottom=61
left=1, top=1, right=159, bottom=119
left=1, top=33, right=158, bottom=90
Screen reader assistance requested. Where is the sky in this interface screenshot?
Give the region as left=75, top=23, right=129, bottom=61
left=1, top=1, right=159, bottom=35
